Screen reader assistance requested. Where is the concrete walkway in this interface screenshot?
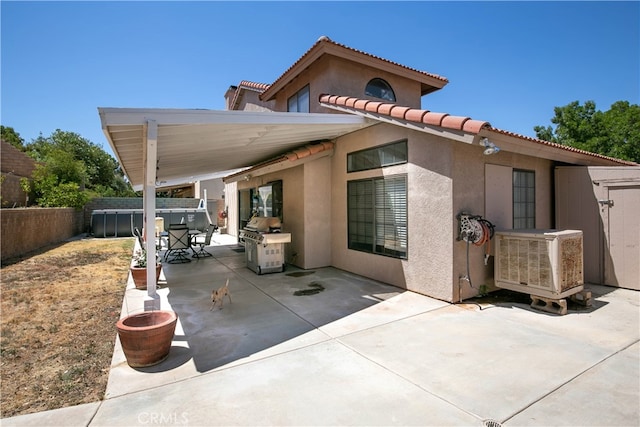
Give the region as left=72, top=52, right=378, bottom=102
left=3, top=233, right=639, bottom=426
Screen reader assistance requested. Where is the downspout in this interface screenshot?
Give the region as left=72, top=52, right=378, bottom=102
left=144, top=119, right=160, bottom=311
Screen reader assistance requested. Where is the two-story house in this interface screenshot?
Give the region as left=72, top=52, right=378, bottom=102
left=99, top=36, right=637, bottom=302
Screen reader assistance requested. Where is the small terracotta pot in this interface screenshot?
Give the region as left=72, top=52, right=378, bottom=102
left=116, top=310, right=178, bottom=368
left=130, top=264, right=162, bottom=289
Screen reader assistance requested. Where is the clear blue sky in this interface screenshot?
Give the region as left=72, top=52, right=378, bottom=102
left=2, top=1, right=638, bottom=159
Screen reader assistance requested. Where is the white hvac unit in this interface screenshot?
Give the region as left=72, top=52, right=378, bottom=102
left=494, top=229, right=584, bottom=300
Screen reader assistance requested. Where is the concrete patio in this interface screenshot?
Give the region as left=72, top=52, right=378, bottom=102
left=3, top=233, right=639, bottom=426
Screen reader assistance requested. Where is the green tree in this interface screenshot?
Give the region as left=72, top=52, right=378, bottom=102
left=1, top=125, right=25, bottom=151
left=31, top=164, right=88, bottom=208
left=534, top=100, right=640, bottom=163
left=19, top=177, right=31, bottom=206
left=26, top=129, right=135, bottom=199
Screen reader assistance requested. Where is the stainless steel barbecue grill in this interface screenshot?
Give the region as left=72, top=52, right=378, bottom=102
left=240, top=217, right=291, bottom=274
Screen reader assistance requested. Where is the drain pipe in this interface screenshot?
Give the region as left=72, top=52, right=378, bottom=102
left=458, top=234, right=473, bottom=303
left=458, top=238, right=489, bottom=311
left=465, top=237, right=473, bottom=289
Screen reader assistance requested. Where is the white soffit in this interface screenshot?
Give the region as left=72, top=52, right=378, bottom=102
left=98, top=108, right=375, bottom=188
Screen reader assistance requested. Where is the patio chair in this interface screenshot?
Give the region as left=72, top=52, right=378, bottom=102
left=133, top=227, right=145, bottom=249
left=164, top=224, right=191, bottom=264
left=192, top=224, right=218, bottom=259
left=136, top=226, right=164, bottom=251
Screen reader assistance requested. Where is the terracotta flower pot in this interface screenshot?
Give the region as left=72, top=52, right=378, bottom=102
left=130, top=264, right=162, bottom=289
left=116, top=310, right=178, bottom=368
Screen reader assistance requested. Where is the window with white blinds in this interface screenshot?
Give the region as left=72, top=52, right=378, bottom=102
left=348, top=175, right=407, bottom=259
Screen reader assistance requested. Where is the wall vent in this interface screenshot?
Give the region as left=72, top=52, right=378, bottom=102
left=494, top=229, right=584, bottom=299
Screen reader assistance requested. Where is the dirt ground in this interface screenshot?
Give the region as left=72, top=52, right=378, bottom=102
left=1, top=237, right=134, bottom=418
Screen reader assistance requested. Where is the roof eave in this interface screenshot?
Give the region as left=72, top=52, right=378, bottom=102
left=261, top=39, right=448, bottom=102
left=316, top=96, right=636, bottom=167
left=481, top=128, right=637, bottom=166
left=224, top=141, right=335, bottom=184
left=320, top=101, right=476, bottom=144
left=98, top=107, right=375, bottom=188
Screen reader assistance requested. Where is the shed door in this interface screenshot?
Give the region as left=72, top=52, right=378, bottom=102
left=603, top=185, right=640, bottom=290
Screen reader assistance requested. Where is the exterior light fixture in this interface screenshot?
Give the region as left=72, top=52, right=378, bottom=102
left=481, top=138, right=500, bottom=155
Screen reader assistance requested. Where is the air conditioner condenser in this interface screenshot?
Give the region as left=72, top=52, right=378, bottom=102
left=494, top=229, right=584, bottom=300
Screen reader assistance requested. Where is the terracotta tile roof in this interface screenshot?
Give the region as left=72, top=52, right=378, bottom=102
left=488, top=127, right=637, bottom=166
left=319, top=93, right=637, bottom=166
left=315, top=37, right=447, bottom=82
left=319, top=94, right=490, bottom=134
left=229, top=80, right=271, bottom=110
left=261, top=36, right=448, bottom=101
left=238, top=80, right=270, bottom=91
left=223, top=141, right=335, bottom=181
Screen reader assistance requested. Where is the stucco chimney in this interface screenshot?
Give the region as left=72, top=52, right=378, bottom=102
left=224, top=85, right=238, bottom=110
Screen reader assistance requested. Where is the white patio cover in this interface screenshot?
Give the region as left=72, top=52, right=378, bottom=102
left=98, top=108, right=374, bottom=189
left=98, top=107, right=374, bottom=309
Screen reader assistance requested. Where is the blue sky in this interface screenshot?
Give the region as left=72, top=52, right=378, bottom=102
left=2, top=1, right=638, bottom=159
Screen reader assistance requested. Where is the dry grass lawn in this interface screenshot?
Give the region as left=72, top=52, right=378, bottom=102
left=1, top=237, right=134, bottom=418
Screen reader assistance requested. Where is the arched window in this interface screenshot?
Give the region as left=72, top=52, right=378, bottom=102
left=365, top=78, right=396, bottom=102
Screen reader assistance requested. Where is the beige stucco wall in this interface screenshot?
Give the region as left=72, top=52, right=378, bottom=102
left=280, top=167, right=305, bottom=267
left=328, top=125, right=556, bottom=302
left=232, top=158, right=335, bottom=270
left=237, top=90, right=275, bottom=112
left=330, top=124, right=456, bottom=301
left=451, top=144, right=554, bottom=301
left=303, top=156, right=332, bottom=268
left=272, top=56, right=423, bottom=113
left=234, top=166, right=307, bottom=268
left=224, top=125, right=558, bottom=303
left=407, top=130, right=456, bottom=300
